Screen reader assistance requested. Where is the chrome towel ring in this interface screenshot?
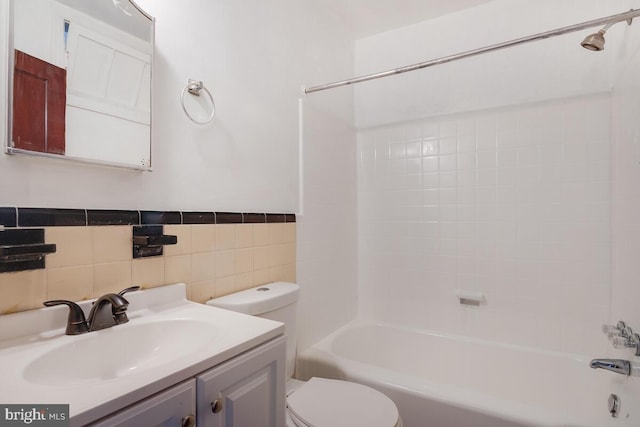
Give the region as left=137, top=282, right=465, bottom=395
left=181, top=79, right=215, bottom=125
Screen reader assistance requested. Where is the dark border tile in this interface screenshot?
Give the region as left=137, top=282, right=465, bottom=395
left=182, top=212, right=215, bottom=224
left=140, top=211, right=181, bottom=225
left=243, top=213, right=266, bottom=224
left=266, top=214, right=286, bottom=223
left=18, top=208, right=87, bottom=227
left=0, top=228, right=45, bottom=245
left=216, top=212, right=243, bottom=224
left=0, top=208, right=17, bottom=227
left=285, top=214, right=296, bottom=223
left=87, top=210, right=139, bottom=226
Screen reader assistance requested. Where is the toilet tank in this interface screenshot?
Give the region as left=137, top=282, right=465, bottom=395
left=206, top=282, right=299, bottom=378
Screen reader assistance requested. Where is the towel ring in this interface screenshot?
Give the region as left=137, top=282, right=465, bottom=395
left=181, top=79, right=215, bottom=125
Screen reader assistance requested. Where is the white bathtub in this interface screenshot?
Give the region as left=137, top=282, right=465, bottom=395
left=296, top=322, right=634, bottom=427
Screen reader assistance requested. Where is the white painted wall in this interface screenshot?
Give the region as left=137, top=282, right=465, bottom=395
left=0, top=0, right=354, bottom=212
left=297, top=95, right=357, bottom=351
left=354, top=0, right=640, bottom=128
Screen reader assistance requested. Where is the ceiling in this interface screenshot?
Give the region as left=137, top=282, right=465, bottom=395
left=317, top=0, right=496, bottom=38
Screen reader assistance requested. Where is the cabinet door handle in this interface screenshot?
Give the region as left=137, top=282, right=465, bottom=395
left=211, top=399, right=223, bottom=414
left=181, top=414, right=195, bottom=427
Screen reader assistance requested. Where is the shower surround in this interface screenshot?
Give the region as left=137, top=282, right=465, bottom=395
left=358, top=93, right=611, bottom=356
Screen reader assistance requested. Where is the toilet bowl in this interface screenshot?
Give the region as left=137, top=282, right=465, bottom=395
left=206, top=282, right=401, bottom=427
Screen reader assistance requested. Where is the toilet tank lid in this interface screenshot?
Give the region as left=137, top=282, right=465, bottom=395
left=206, top=282, right=299, bottom=315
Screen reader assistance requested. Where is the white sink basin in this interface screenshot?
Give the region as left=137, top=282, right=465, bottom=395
left=23, top=319, right=216, bottom=385
left=0, top=283, right=284, bottom=426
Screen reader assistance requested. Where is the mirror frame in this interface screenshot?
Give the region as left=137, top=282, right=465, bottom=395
left=5, top=0, right=155, bottom=171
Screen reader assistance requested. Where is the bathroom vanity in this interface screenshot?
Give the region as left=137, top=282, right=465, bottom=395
left=0, top=284, right=286, bottom=427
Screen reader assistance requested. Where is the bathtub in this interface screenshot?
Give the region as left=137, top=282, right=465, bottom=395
left=296, top=322, right=634, bottom=427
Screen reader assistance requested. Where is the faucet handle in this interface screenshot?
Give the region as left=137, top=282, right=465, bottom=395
left=43, top=300, right=89, bottom=335
left=611, top=334, right=640, bottom=356
left=603, top=321, right=631, bottom=338
left=118, top=286, right=141, bottom=296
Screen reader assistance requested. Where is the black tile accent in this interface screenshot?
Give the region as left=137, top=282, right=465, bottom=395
left=0, top=228, right=55, bottom=272
left=132, top=225, right=177, bottom=258
left=266, top=214, right=286, bottom=223
left=87, top=210, right=139, bottom=226
left=0, top=207, right=296, bottom=228
left=0, top=208, right=17, bottom=227
left=0, top=228, right=45, bottom=245
left=18, top=208, right=87, bottom=227
left=182, top=212, right=216, bottom=224
left=216, top=212, right=243, bottom=224
left=140, top=211, right=182, bottom=225
left=243, top=213, right=266, bottom=223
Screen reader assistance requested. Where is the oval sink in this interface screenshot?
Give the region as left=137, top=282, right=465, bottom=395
left=24, top=319, right=216, bottom=386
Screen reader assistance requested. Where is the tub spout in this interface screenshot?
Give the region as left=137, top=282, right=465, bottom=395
left=590, top=359, right=631, bottom=376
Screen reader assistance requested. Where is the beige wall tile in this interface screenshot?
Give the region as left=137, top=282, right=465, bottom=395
left=164, top=225, right=192, bottom=256
left=192, top=252, right=216, bottom=283
left=47, top=266, right=94, bottom=301
left=46, top=227, right=93, bottom=268
left=284, top=243, right=296, bottom=265
left=189, top=280, right=216, bottom=304
left=165, top=255, right=192, bottom=285
left=93, top=262, right=132, bottom=296
left=253, top=269, right=271, bottom=286
left=192, top=225, right=216, bottom=253
left=284, top=264, right=297, bottom=283
left=235, top=249, right=253, bottom=274
left=236, top=272, right=253, bottom=290
left=253, top=224, right=269, bottom=246
left=268, top=223, right=284, bottom=245
left=254, top=247, right=270, bottom=270
left=216, top=276, right=236, bottom=297
left=132, top=257, right=165, bottom=288
left=284, top=223, right=297, bottom=243
left=236, top=224, right=253, bottom=248
left=269, top=244, right=287, bottom=267
left=216, top=251, right=235, bottom=278
left=0, top=270, right=46, bottom=314
left=270, top=265, right=288, bottom=282
left=0, top=220, right=297, bottom=316
left=216, top=225, right=235, bottom=250
left=92, top=226, right=131, bottom=263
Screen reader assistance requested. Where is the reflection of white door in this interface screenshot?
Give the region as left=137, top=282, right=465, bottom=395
left=66, top=22, right=151, bottom=124
left=51, top=1, right=152, bottom=167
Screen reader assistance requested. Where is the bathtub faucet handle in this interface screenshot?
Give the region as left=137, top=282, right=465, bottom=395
left=603, top=321, right=632, bottom=339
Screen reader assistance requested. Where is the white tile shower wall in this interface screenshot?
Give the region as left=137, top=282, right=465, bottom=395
left=610, top=24, right=640, bottom=405
left=358, top=93, right=611, bottom=355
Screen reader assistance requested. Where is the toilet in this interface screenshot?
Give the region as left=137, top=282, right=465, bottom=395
left=206, top=282, right=402, bottom=427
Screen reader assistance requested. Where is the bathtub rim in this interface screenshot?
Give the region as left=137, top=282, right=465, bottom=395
left=295, top=319, right=612, bottom=427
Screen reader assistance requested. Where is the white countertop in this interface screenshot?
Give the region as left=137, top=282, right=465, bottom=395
left=0, top=283, right=284, bottom=426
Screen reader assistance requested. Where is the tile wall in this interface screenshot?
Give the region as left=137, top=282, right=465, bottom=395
left=0, top=221, right=296, bottom=314
left=358, top=92, right=611, bottom=355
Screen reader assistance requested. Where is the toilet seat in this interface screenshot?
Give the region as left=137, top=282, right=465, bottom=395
left=286, top=377, right=401, bottom=427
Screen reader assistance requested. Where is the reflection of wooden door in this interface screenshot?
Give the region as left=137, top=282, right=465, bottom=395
left=12, top=50, right=66, bottom=155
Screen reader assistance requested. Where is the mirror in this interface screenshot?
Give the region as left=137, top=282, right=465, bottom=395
left=7, top=0, right=154, bottom=170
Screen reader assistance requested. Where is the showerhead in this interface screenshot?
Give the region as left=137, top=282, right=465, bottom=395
left=581, top=28, right=607, bottom=51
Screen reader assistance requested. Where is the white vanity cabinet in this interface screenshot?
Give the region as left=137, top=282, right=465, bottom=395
left=90, top=379, right=197, bottom=427
left=89, top=335, right=285, bottom=427
left=196, top=335, right=286, bottom=427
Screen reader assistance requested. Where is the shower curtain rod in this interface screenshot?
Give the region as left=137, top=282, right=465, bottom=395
left=304, top=8, right=640, bottom=94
